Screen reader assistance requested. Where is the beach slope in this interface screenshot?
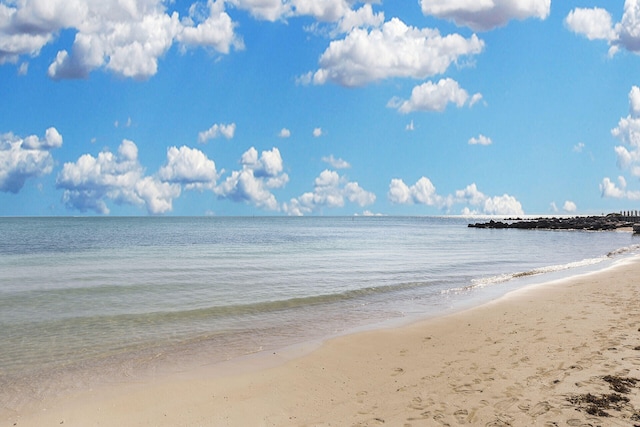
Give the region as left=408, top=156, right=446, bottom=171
left=8, top=258, right=640, bottom=426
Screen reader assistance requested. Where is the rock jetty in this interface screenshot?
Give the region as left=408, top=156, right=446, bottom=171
left=468, top=213, right=639, bottom=231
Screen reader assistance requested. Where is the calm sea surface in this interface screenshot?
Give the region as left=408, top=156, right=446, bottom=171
left=0, top=216, right=638, bottom=407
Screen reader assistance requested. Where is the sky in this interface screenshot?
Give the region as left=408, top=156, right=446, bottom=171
left=3, top=0, right=640, bottom=216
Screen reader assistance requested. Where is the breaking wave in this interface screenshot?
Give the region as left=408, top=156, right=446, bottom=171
left=443, top=245, right=640, bottom=295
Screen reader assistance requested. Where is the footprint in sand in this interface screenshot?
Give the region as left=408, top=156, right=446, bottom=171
left=527, top=401, right=551, bottom=417
left=454, top=409, right=469, bottom=423
left=494, top=397, right=518, bottom=411
left=432, top=413, right=450, bottom=426
left=485, top=415, right=514, bottom=426
left=408, top=396, right=427, bottom=411
left=566, top=419, right=591, bottom=426
left=391, top=367, right=405, bottom=376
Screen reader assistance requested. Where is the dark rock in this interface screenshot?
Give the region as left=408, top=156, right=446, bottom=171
left=468, top=215, right=639, bottom=232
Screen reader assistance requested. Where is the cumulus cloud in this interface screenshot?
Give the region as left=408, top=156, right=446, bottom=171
left=313, top=127, right=324, bottom=137
left=388, top=178, right=523, bottom=215
left=600, top=176, right=640, bottom=200
left=177, top=0, right=244, bottom=54
left=306, top=17, right=484, bottom=87
left=229, top=0, right=383, bottom=29
left=333, top=4, right=384, bottom=35
left=469, top=134, right=492, bottom=145
left=388, top=79, right=482, bottom=113
left=565, top=8, right=616, bottom=42
left=55, top=140, right=291, bottom=214
left=158, top=145, right=218, bottom=189
left=55, top=140, right=221, bottom=214
left=600, top=86, right=640, bottom=201
left=388, top=177, right=443, bottom=206
left=214, top=147, right=288, bottom=210
left=227, top=0, right=291, bottom=21
left=0, top=127, right=63, bottom=193
left=198, top=122, right=236, bottom=143
left=56, top=139, right=181, bottom=214
left=480, top=194, right=524, bottom=216
left=283, top=169, right=375, bottom=215
left=0, top=0, right=242, bottom=79
left=322, top=155, right=350, bottom=169
left=611, top=87, right=640, bottom=176
left=566, top=1, right=640, bottom=57
left=420, top=0, right=550, bottom=31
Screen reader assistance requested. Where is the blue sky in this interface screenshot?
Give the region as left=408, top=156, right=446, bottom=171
left=2, top=0, right=640, bottom=216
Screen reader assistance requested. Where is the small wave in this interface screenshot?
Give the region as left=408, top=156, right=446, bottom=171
left=607, top=243, right=640, bottom=257
left=443, top=256, right=608, bottom=295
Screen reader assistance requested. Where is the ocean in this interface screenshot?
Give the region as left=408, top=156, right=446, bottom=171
left=0, top=216, right=638, bottom=409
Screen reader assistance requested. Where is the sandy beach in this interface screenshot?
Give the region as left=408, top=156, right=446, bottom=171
left=6, top=256, right=640, bottom=426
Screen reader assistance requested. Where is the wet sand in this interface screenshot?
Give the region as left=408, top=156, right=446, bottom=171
left=6, top=256, right=640, bottom=426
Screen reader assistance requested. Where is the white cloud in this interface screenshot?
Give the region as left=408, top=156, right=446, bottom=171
left=0, top=0, right=84, bottom=64
left=0, top=127, right=63, bottom=193
left=283, top=169, right=376, bottom=215
left=214, top=147, right=288, bottom=210
left=468, top=134, right=492, bottom=145
left=388, top=178, right=524, bottom=215
left=313, top=127, right=323, bottom=137
left=56, top=141, right=292, bottom=214
left=158, top=146, right=218, bottom=189
left=227, top=0, right=291, bottom=21
left=198, top=123, right=236, bottom=143
left=481, top=194, right=523, bottom=216
left=114, top=117, right=133, bottom=128
left=1, top=0, right=242, bottom=79
left=455, top=183, right=486, bottom=206
left=630, top=85, right=640, bottom=116
left=420, top=0, right=550, bottom=31
left=600, top=87, right=640, bottom=200
left=563, top=200, right=577, bottom=212
left=322, top=155, right=350, bottom=169
left=600, top=176, right=640, bottom=200
left=56, top=139, right=181, bottom=214
left=573, top=142, right=585, bottom=152
left=135, top=176, right=182, bottom=215
left=334, top=4, right=384, bottom=34
left=17, top=62, right=28, bottom=75
left=279, top=128, right=291, bottom=138
left=389, top=78, right=482, bottom=113
left=227, top=0, right=382, bottom=29
left=178, top=0, right=244, bottom=54
left=307, top=17, right=484, bottom=87
left=567, top=1, right=640, bottom=57
left=406, top=120, right=415, bottom=131
left=387, top=178, right=412, bottom=204
left=610, top=87, right=640, bottom=181
left=565, top=7, right=616, bottom=42
left=388, top=177, right=443, bottom=206
left=469, top=93, right=484, bottom=107
left=292, top=0, right=351, bottom=22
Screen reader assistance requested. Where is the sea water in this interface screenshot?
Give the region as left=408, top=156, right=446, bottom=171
left=0, top=216, right=638, bottom=408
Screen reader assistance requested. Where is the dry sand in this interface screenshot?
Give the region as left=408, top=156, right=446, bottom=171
left=6, top=256, right=640, bottom=426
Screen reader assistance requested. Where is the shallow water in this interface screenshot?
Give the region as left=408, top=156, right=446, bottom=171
left=0, top=216, right=637, bottom=407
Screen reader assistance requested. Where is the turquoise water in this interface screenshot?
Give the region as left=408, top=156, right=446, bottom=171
left=0, top=216, right=637, bottom=408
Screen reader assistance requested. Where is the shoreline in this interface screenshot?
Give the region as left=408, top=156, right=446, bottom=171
left=6, top=255, right=640, bottom=426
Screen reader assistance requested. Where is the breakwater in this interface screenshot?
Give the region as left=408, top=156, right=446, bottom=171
left=468, top=213, right=640, bottom=231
